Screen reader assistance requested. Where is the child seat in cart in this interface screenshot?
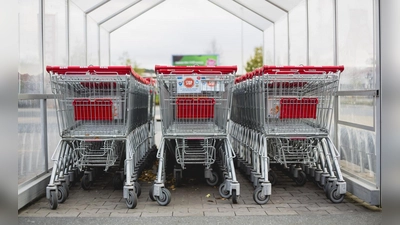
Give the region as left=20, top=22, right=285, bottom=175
left=150, top=65, right=240, bottom=206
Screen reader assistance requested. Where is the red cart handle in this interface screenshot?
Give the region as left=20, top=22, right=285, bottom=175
left=46, top=65, right=150, bottom=85
left=155, top=65, right=237, bottom=75
left=262, top=65, right=344, bottom=74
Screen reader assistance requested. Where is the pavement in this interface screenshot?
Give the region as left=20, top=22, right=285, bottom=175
left=18, top=165, right=381, bottom=224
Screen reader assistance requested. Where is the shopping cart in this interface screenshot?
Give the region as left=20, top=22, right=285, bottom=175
left=150, top=65, right=240, bottom=206
left=231, top=65, right=346, bottom=204
left=45, top=66, right=156, bottom=209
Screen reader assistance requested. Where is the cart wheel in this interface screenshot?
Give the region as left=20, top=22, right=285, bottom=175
left=135, top=182, right=142, bottom=197
left=70, top=178, right=76, bottom=188
left=294, top=171, right=307, bottom=186
left=324, top=181, right=334, bottom=198
left=81, top=174, right=92, bottom=190
left=206, top=171, right=219, bottom=186
left=156, top=188, right=171, bottom=206
left=313, top=179, right=324, bottom=189
left=175, top=172, right=182, bottom=187
left=126, top=190, right=137, bottom=209
left=218, top=182, right=230, bottom=199
left=113, top=175, right=123, bottom=190
left=328, top=186, right=345, bottom=203
left=231, top=190, right=238, bottom=204
left=49, top=190, right=58, bottom=210
left=253, top=186, right=270, bottom=205
left=62, top=182, right=69, bottom=197
left=148, top=186, right=156, bottom=201
left=57, top=185, right=68, bottom=203
left=268, top=170, right=278, bottom=186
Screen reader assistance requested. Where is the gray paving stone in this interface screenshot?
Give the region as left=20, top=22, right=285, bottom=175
left=235, top=210, right=266, bottom=216
left=61, top=204, right=89, bottom=210
left=46, top=212, right=80, bottom=217
left=204, top=211, right=235, bottom=217
left=193, top=208, right=218, bottom=213
left=218, top=207, right=248, bottom=213
left=261, top=204, right=288, bottom=210
left=109, top=212, right=142, bottom=217
left=78, top=212, right=111, bottom=217
left=295, top=210, right=329, bottom=215
left=203, top=203, right=231, bottom=208
left=266, top=209, right=298, bottom=216
left=68, top=209, right=99, bottom=214
left=273, top=199, right=301, bottom=204
left=19, top=211, right=50, bottom=217
left=97, top=209, right=128, bottom=214
left=85, top=204, right=117, bottom=210
left=141, top=212, right=173, bottom=217
left=326, top=209, right=349, bottom=214
left=172, top=211, right=204, bottom=217
left=306, top=206, right=338, bottom=211
left=17, top=164, right=381, bottom=219
left=231, top=204, right=261, bottom=209
left=36, top=208, right=69, bottom=214
left=289, top=203, right=319, bottom=208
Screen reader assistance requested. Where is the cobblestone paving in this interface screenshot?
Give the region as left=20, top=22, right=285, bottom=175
left=18, top=167, right=381, bottom=218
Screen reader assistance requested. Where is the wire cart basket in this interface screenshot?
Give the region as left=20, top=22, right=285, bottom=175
left=45, top=66, right=156, bottom=209
left=150, top=65, right=240, bottom=206
left=231, top=65, right=346, bottom=204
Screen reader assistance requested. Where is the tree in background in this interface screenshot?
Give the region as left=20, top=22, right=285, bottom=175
left=118, top=51, right=145, bottom=75
left=245, top=46, right=263, bottom=72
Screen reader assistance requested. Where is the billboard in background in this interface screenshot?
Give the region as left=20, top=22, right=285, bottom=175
left=172, top=55, right=218, bottom=66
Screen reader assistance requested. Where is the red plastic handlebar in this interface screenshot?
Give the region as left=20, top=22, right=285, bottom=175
left=155, top=65, right=237, bottom=75
left=262, top=65, right=344, bottom=74
left=234, top=65, right=344, bottom=84
left=46, top=65, right=150, bottom=85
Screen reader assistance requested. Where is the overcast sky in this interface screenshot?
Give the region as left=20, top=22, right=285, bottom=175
left=108, top=0, right=264, bottom=73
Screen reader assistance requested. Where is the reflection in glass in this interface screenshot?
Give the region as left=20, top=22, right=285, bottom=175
left=339, top=96, right=374, bottom=127
left=18, top=100, right=45, bottom=184
left=339, top=125, right=376, bottom=186
left=338, top=0, right=375, bottom=90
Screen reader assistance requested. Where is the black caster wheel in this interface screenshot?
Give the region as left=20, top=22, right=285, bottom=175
left=253, top=186, right=270, bottom=205
left=57, top=185, right=68, bottom=203
left=294, top=171, right=307, bottom=186
left=135, top=182, right=142, bottom=197
left=175, top=172, right=182, bottom=187
left=149, top=186, right=156, bottom=201
left=268, top=170, right=278, bottom=186
left=126, top=190, right=138, bottom=209
left=219, top=182, right=230, bottom=198
left=231, top=189, right=238, bottom=204
left=113, top=175, right=123, bottom=190
left=328, top=187, right=345, bottom=203
left=206, top=171, right=219, bottom=186
left=156, top=188, right=171, bottom=206
left=49, top=190, right=58, bottom=210
left=62, top=182, right=69, bottom=197
left=81, top=174, right=92, bottom=190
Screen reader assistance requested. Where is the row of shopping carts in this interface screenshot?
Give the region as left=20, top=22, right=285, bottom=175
left=230, top=65, right=347, bottom=204
left=45, top=66, right=157, bottom=209
left=45, top=64, right=347, bottom=210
